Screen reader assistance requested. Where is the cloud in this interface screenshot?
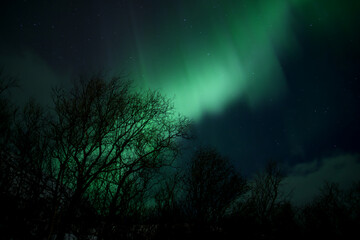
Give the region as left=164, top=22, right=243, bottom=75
left=283, top=153, right=360, bottom=205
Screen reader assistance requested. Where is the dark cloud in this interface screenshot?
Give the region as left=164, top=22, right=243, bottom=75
left=283, top=153, right=360, bottom=205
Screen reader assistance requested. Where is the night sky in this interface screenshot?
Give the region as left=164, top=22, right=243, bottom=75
left=1, top=0, right=360, bottom=204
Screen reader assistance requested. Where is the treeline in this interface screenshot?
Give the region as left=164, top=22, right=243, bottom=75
left=0, top=72, right=359, bottom=239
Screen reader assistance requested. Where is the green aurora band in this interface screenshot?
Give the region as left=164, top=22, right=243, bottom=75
left=123, top=0, right=305, bottom=120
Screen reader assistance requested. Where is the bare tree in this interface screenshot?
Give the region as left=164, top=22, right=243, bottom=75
left=0, top=71, right=18, bottom=239
left=300, top=181, right=357, bottom=238
left=247, top=160, right=285, bottom=225
left=0, top=69, right=17, bottom=165
left=0, top=68, right=17, bottom=95
left=154, top=170, right=183, bottom=223
left=49, top=74, right=191, bottom=239
left=1, top=72, right=54, bottom=239
left=8, top=100, right=53, bottom=238
left=184, top=147, right=247, bottom=224
left=12, top=100, right=51, bottom=195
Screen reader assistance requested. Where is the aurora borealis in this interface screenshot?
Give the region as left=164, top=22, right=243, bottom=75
left=128, top=0, right=292, bottom=119
left=1, top=0, right=360, bottom=203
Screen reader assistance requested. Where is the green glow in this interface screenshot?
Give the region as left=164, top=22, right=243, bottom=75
left=122, top=0, right=302, bottom=120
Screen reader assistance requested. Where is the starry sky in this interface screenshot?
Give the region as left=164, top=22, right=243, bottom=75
left=1, top=0, right=360, bottom=204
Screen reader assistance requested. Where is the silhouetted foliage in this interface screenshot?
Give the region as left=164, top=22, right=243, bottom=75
left=1, top=71, right=360, bottom=240
left=184, top=147, right=247, bottom=224
left=154, top=171, right=184, bottom=223
left=48, top=74, right=191, bottom=239
left=247, top=161, right=286, bottom=225
left=0, top=70, right=17, bottom=170
left=299, top=181, right=359, bottom=238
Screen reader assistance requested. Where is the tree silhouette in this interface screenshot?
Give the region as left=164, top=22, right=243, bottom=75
left=0, top=70, right=17, bottom=170
left=154, top=171, right=183, bottom=223
left=300, top=181, right=359, bottom=238
left=247, top=161, right=285, bottom=226
left=184, top=147, right=247, bottom=224
left=3, top=70, right=360, bottom=239
left=49, top=74, right=191, bottom=239
left=0, top=72, right=17, bottom=239
left=11, top=100, right=53, bottom=239
left=13, top=100, right=51, bottom=194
